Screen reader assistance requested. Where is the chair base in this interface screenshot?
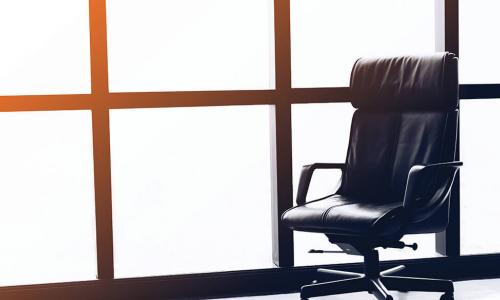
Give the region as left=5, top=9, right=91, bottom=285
left=300, top=250, right=454, bottom=300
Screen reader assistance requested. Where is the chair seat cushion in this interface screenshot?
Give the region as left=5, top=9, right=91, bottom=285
left=282, top=195, right=404, bottom=237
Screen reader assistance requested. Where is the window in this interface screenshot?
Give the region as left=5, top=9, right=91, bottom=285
left=292, top=103, right=353, bottom=201
left=110, top=105, right=273, bottom=277
left=459, top=0, right=500, bottom=84
left=460, top=100, right=500, bottom=255
left=106, top=0, right=275, bottom=92
left=0, top=110, right=96, bottom=286
left=291, top=0, right=436, bottom=87
left=2, top=0, right=500, bottom=297
left=0, top=1, right=91, bottom=95
left=292, top=103, right=355, bottom=266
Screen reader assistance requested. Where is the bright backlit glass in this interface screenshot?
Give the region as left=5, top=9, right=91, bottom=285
left=461, top=100, right=500, bottom=254
left=0, top=1, right=91, bottom=95
left=0, top=110, right=96, bottom=286
left=107, top=0, right=275, bottom=92
left=291, top=0, right=435, bottom=87
left=110, top=105, right=274, bottom=277
left=459, top=0, right=500, bottom=83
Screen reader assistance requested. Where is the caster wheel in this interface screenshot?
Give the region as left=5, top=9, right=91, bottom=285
left=440, top=292, right=454, bottom=300
left=386, top=296, right=393, bottom=300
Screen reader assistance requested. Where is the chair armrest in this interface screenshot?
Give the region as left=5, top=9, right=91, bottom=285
left=296, top=163, right=346, bottom=206
left=403, top=161, right=463, bottom=209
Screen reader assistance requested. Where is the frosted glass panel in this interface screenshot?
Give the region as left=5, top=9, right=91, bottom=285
left=0, top=111, right=96, bottom=286
left=459, top=0, right=500, bottom=83
left=291, top=0, right=436, bottom=88
left=292, top=103, right=441, bottom=266
left=292, top=103, right=354, bottom=266
left=0, top=1, right=90, bottom=95
left=107, top=0, right=275, bottom=92
left=110, top=105, right=274, bottom=277
left=461, top=100, right=500, bottom=254
left=292, top=103, right=354, bottom=202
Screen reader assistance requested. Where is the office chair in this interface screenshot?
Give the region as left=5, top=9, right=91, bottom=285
left=282, top=53, right=461, bottom=300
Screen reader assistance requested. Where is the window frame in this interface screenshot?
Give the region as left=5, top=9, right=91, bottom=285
left=1, top=0, right=500, bottom=299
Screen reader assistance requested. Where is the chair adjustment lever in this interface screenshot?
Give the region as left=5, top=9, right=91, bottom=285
left=308, top=249, right=344, bottom=254
left=382, top=241, right=418, bottom=251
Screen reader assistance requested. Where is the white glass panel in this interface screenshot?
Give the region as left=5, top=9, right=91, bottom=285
left=107, top=0, right=275, bottom=92
left=110, top=105, right=273, bottom=277
left=292, top=103, right=441, bottom=266
left=291, top=0, right=436, bottom=88
left=292, top=103, right=354, bottom=202
left=292, top=103, right=356, bottom=265
left=0, top=111, right=96, bottom=286
left=0, top=1, right=91, bottom=95
left=459, top=0, right=500, bottom=84
left=461, top=100, right=500, bottom=254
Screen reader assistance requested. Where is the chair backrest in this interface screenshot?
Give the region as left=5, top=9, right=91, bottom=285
left=339, top=53, right=459, bottom=215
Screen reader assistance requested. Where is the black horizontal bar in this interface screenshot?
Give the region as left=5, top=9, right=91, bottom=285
left=2, top=253, right=500, bottom=300
left=105, top=90, right=277, bottom=109
left=289, top=87, right=350, bottom=103
left=460, top=84, right=500, bottom=99
left=1, top=85, right=500, bottom=112
left=0, top=94, right=95, bottom=112
left=0, top=88, right=350, bottom=112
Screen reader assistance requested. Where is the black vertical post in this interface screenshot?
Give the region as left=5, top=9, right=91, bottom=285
left=89, top=0, right=115, bottom=279
left=270, top=0, right=294, bottom=267
left=435, top=0, right=461, bottom=257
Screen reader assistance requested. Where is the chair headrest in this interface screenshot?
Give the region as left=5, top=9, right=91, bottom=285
left=349, top=52, right=458, bottom=111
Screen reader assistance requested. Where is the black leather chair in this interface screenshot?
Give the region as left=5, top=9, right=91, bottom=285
left=282, top=53, right=462, bottom=300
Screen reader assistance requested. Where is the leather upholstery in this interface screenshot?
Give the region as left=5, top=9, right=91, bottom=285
left=339, top=110, right=458, bottom=203
left=282, top=53, right=459, bottom=242
left=283, top=195, right=404, bottom=237
left=350, top=53, right=458, bottom=111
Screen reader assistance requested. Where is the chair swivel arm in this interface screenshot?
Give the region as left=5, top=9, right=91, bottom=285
left=402, top=161, right=462, bottom=214
left=296, top=163, right=346, bottom=206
